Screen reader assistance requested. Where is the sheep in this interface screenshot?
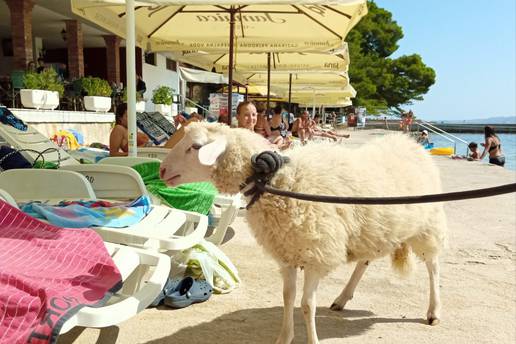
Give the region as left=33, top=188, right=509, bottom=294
left=160, top=122, right=447, bottom=344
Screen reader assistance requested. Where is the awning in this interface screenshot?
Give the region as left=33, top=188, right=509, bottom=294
left=178, top=66, right=228, bottom=84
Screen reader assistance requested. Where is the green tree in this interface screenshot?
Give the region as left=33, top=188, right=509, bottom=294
left=347, top=1, right=436, bottom=115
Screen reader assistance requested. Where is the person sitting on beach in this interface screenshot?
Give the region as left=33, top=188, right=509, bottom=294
left=109, top=103, right=150, bottom=156
left=292, top=111, right=312, bottom=144
left=254, top=107, right=271, bottom=137
left=269, top=105, right=290, bottom=147
left=236, top=101, right=287, bottom=150
left=468, top=142, right=480, bottom=160
left=479, top=126, right=505, bottom=167
left=417, top=130, right=431, bottom=145
left=236, top=101, right=258, bottom=131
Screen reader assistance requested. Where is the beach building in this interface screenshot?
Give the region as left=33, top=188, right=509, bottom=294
left=0, top=0, right=185, bottom=143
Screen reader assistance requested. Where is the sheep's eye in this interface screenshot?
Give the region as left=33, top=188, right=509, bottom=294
left=186, top=144, right=202, bottom=153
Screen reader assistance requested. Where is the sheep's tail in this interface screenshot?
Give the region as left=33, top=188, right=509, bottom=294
left=391, top=243, right=414, bottom=277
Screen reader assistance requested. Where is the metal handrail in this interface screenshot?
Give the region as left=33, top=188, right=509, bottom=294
left=416, top=120, right=469, bottom=155
left=420, top=120, right=469, bottom=145
left=176, top=94, right=218, bottom=119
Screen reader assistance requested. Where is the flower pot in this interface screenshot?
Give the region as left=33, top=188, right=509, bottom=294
left=20, top=89, right=60, bottom=110
left=154, top=104, right=172, bottom=116
left=136, top=101, right=146, bottom=113
left=84, top=96, right=112, bottom=112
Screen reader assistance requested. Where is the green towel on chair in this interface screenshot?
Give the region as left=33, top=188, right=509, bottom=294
left=33, top=161, right=59, bottom=169
left=132, top=161, right=217, bottom=215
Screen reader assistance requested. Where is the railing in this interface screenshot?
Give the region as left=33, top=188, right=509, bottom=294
left=416, top=120, right=470, bottom=155
left=176, top=94, right=219, bottom=119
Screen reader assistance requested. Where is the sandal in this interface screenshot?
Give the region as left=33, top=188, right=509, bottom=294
left=164, top=276, right=213, bottom=309
left=149, top=277, right=182, bottom=307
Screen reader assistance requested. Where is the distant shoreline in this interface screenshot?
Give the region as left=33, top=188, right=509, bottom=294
left=364, top=120, right=516, bottom=133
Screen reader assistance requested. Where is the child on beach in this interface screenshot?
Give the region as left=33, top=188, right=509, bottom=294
left=468, top=142, right=480, bottom=160
left=451, top=142, right=481, bottom=161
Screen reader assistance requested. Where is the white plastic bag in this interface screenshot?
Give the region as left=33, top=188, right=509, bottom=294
left=171, top=239, right=240, bottom=294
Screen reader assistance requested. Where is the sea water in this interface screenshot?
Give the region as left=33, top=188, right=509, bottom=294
left=429, top=133, right=516, bottom=171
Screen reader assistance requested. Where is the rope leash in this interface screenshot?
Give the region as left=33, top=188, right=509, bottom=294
left=240, top=151, right=516, bottom=209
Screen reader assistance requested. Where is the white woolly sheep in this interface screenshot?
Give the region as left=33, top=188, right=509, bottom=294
left=160, top=122, right=447, bottom=344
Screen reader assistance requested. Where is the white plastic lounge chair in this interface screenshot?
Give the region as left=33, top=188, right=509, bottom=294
left=0, top=169, right=208, bottom=252
left=97, top=156, right=241, bottom=245
left=0, top=122, right=238, bottom=244
left=136, top=147, right=171, bottom=160
left=0, top=122, right=161, bottom=165
left=0, top=168, right=96, bottom=202
left=0, top=191, right=170, bottom=336
left=59, top=243, right=170, bottom=334
left=0, top=122, right=78, bottom=166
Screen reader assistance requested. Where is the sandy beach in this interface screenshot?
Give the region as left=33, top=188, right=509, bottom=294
left=59, top=129, right=516, bottom=344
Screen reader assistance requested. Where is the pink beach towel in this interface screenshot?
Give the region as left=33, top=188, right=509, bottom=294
left=0, top=200, right=122, bottom=344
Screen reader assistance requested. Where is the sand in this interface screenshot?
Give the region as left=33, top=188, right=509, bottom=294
left=59, top=129, right=516, bottom=344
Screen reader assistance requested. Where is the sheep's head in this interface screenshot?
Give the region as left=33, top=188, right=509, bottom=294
left=160, top=122, right=270, bottom=194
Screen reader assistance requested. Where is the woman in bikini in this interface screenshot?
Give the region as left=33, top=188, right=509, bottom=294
left=254, top=107, right=271, bottom=137
left=268, top=105, right=292, bottom=149
left=479, top=126, right=505, bottom=167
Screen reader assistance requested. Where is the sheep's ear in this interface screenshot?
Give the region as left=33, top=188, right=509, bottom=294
left=198, top=136, right=227, bottom=166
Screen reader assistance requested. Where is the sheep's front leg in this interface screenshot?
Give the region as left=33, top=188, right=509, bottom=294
left=425, top=256, right=441, bottom=325
left=275, top=266, right=297, bottom=344
left=331, top=260, right=369, bottom=311
left=302, top=268, right=321, bottom=344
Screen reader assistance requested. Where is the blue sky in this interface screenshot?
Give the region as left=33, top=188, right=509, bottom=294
left=373, top=0, right=515, bottom=121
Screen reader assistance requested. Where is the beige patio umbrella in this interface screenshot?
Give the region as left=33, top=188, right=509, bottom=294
left=71, top=0, right=367, bottom=154
left=246, top=72, right=350, bottom=88
left=244, top=72, right=350, bottom=110
left=167, top=48, right=349, bottom=111
left=166, top=43, right=349, bottom=74
left=72, top=1, right=367, bottom=53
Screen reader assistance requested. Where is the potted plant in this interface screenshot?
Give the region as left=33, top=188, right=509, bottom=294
left=21, top=69, right=64, bottom=110
left=81, top=77, right=113, bottom=112
left=151, top=85, right=174, bottom=116
left=123, top=88, right=146, bottom=112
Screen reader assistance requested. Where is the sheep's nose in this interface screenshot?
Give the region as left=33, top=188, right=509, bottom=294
left=159, top=167, right=166, bottom=179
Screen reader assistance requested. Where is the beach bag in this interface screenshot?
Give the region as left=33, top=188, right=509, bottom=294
left=0, top=146, right=61, bottom=171
left=0, top=146, right=31, bottom=171
left=171, top=239, right=240, bottom=294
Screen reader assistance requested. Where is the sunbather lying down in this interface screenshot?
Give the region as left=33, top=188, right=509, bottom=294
left=311, top=115, right=350, bottom=141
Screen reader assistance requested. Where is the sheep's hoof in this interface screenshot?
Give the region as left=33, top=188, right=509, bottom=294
left=427, top=317, right=440, bottom=326
left=330, top=303, right=343, bottom=311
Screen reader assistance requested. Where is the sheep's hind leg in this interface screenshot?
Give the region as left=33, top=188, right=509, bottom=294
left=302, top=268, right=321, bottom=344
left=330, top=260, right=369, bottom=311
left=425, top=256, right=441, bottom=326
left=275, top=266, right=297, bottom=344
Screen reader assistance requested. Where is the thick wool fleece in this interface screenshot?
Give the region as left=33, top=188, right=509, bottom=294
left=190, top=123, right=447, bottom=277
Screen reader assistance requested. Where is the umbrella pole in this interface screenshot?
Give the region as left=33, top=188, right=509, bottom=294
left=288, top=73, right=292, bottom=113
left=126, top=0, right=137, bottom=157
left=266, top=52, right=271, bottom=113
left=227, top=7, right=236, bottom=126
left=312, top=90, right=316, bottom=118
